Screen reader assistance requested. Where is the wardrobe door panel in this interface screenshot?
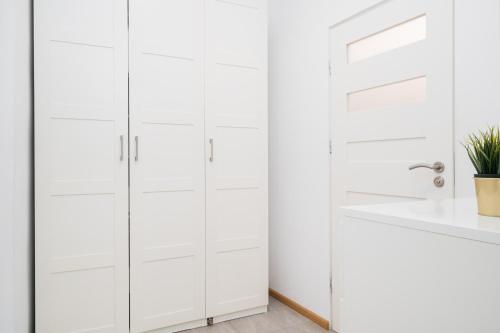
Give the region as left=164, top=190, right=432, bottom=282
left=129, top=1, right=206, bottom=332
left=34, top=0, right=129, bottom=332
left=206, top=0, right=268, bottom=317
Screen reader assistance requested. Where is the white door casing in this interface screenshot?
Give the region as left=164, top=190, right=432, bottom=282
left=34, top=0, right=129, bottom=332
left=329, top=0, right=454, bottom=331
left=129, top=0, right=206, bottom=332
left=205, top=0, right=269, bottom=318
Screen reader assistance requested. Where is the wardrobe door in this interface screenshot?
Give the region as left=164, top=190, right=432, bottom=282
left=205, top=0, right=269, bottom=318
left=34, top=1, right=129, bottom=332
left=129, top=1, right=206, bottom=332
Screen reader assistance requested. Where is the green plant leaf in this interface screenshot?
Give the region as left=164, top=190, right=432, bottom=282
left=464, top=125, right=500, bottom=175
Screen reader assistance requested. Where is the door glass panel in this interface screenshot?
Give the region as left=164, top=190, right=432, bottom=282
left=348, top=76, right=426, bottom=112
left=347, top=15, right=426, bottom=63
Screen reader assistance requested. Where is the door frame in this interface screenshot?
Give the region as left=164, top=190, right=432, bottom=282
left=327, top=0, right=456, bottom=330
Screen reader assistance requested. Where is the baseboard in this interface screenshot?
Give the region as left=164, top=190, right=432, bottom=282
left=269, top=288, right=330, bottom=330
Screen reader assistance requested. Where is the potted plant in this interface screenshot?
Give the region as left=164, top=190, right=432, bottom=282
left=464, top=126, right=500, bottom=217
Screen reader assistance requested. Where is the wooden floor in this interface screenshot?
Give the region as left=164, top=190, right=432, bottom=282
left=187, top=297, right=329, bottom=333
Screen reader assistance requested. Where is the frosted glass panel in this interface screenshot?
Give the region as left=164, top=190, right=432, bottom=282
left=348, top=15, right=426, bottom=63
left=348, top=76, right=426, bottom=112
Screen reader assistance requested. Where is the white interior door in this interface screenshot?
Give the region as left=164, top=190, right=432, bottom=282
left=329, top=0, right=454, bottom=331
left=129, top=1, right=206, bottom=332
left=34, top=0, right=129, bottom=332
left=205, top=0, right=269, bottom=318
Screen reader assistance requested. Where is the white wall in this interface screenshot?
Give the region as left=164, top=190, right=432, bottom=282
left=0, top=0, right=33, bottom=332
left=269, top=0, right=500, bottom=326
left=268, top=0, right=394, bottom=321
left=268, top=0, right=332, bottom=320
left=454, top=0, right=500, bottom=196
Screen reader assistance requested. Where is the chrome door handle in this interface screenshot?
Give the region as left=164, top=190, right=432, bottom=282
left=134, top=136, right=139, bottom=162
left=209, top=138, right=214, bottom=162
left=120, top=135, right=124, bottom=161
left=408, top=161, right=445, bottom=173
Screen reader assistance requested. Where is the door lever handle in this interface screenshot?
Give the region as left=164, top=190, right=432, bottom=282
left=408, top=161, right=445, bottom=173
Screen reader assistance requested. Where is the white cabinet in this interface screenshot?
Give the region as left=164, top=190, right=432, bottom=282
left=35, top=1, right=268, bottom=332
left=205, top=0, right=268, bottom=318
left=337, top=198, right=500, bottom=333
left=34, top=0, right=129, bottom=332
left=129, top=0, right=206, bottom=332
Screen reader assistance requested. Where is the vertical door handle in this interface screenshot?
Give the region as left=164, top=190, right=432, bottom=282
left=119, top=135, right=124, bottom=161
left=134, top=136, right=139, bottom=162
left=209, top=138, right=214, bottom=162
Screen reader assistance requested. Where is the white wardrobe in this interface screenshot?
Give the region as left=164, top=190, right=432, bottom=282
left=34, top=0, right=268, bottom=332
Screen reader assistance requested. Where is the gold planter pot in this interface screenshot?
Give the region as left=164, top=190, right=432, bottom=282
left=475, top=176, right=500, bottom=217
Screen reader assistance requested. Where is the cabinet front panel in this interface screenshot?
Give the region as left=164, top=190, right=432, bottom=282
left=35, top=0, right=129, bottom=332
left=205, top=0, right=269, bottom=317
left=129, top=1, right=206, bottom=332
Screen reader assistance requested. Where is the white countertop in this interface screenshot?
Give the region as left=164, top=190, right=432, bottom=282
left=340, top=197, right=500, bottom=245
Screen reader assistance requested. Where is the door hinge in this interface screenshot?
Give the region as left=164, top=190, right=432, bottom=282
left=329, top=140, right=333, bottom=155
left=328, top=62, right=333, bottom=77
left=329, top=275, right=333, bottom=294
left=207, top=317, right=214, bottom=326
